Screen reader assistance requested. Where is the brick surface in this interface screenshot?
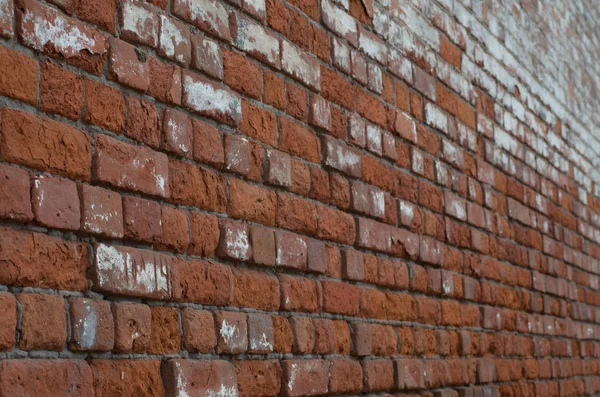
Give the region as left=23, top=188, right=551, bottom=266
left=0, top=0, right=598, bottom=394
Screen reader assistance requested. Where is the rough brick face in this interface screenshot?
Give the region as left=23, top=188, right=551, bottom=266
left=0, top=0, right=599, bottom=395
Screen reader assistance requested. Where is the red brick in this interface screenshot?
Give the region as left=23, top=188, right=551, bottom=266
left=192, top=119, right=224, bottom=168
left=148, top=57, right=182, bottom=104
left=0, top=228, right=88, bottom=290
left=68, top=298, right=114, bottom=352
left=308, top=166, right=330, bottom=203
left=123, top=196, right=162, bottom=243
left=276, top=193, right=318, bottom=235
left=281, top=359, right=329, bottom=397
left=329, top=358, right=363, bottom=394
left=272, top=315, right=293, bottom=353
left=395, top=359, right=425, bottom=389
left=1, top=109, right=91, bottom=180
left=191, top=34, right=223, bottom=79
left=181, top=308, right=215, bottom=353
left=317, top=205, right=356, bottom=245
left=280, top=274, right=320, bottom=312
left=80, top=184, right=123, bottom=238
left=108, top=38, right=150, bottom=91
left=162, top=360, right=236, bottom=397
left=124, top=96, right=160, bottom=147
left=76, top=0, right=116, bottom=32
left=232, top=268, right=280, bottom=311
left=246, top=313, right=274, bottom=354
left=91, top=135, right=160, bottom=189
left=241, top=100, right=278, bottom=147
left=84, top=79, right=125, bottom=133
left=159, top=206, right=189, bottom=253
left=162, top=109, right=192, bottom=158
left=216, top=218, right=251, bottom=261
left=17, top=0, right=108, bottom=74
left=265, top=149, right=292, bottom=188
left=279, top=117, right=321, bottom=163
left=214, top=311, right=247, bottom=354
left=149, top=306, right=180, bottom=354
left=290, top=317, right=314, bottom=353
left=183, top=70, right=242, bottom=126
left=352, top=323, right=398, bottom=356
left=313, top=318, right=336, bottom=354
left=249, top=225, right=276, bottom=266
left=0, top=360, right=93, bottom=397
left=31, top=176, right=79, bottom=230
left=158, top=14, right=191, bottom=65
left=286, top=81, right=308, bottom=121
left=168, top=160, right=226, bottom=211
left=0, top=0, right=14, bottom=38
left=224, top=49, right=262, bottom=99
left=91, top=360, right=164, bottom=396
left=171, top=259, right=232, bottom=305
left=119, top=0, right=158, bottom=46
left=356, top=88, right=387, bottom=127
left=0, top=293, right=16, bottom=351
left=363, top=359, right=395, bottom=392
left=18, top=293, right=66, bottom=351
left=321, top=66, right=354, bottom=109
left=93, top=243, right=172, bottom=299
left=234, top=360, right=281, bottom=397
left=188, top=211, right=219, bottom=256
left=39, top=60, right=84, bottom=120
left=112, top=302, right=151, bottom=352
left=323, top=135, right=362, bottom=177
left=276, top=230, right=308, bottom=270
left=0, top=164, right=32, bottom=222
left=307, top=238, right=327, bottom=273
left=264, top=70, right=286, bottom=109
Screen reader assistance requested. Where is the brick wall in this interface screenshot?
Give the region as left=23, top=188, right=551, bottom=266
left=0, top=0, right=599, bottom=395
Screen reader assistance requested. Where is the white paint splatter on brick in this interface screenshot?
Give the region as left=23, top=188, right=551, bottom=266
left=281, top=41, right=320, bottom=90
left=180, top=0, right=228, bottom=38
left=184, top=74, right=241, bottom=119
left=250, top=333, right=273, bottom=352
left=321, top=0, right=357, bottom=43
left=234, top=16, right=279, bottom=67
left=225, top=227, right=250, bottom=260
left=77, top=302, right=97, bottom=350
left=160, top=15, right=187, bottom=64
left=95, top=244, right=170, bottom=296
left=425, top=103, right=448, bottom=133
left=122, top=0, right=158, bottom=45
left=22, top=6, right=105, bottom=57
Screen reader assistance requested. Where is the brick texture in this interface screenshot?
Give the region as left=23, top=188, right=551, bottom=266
left=0, top=0, right=599, bottom=395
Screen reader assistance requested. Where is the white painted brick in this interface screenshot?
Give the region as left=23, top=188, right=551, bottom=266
left=282, top=40, right=320, bottom=90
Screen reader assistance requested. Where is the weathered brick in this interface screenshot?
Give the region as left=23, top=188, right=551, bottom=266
left=18, top=293, right=66, bottom=351
left=0, top=164, right=32, bottom=222
left=1, top=109, right=91, bottom=180
left=69, top=298, right=114, bottom=352
left=93, top=243, right=172, bottom=299
left=1, top=360, right=93, bottom=396
left=94, top=135, right=168, bottom=197
left=0, top=228, right=88, bottom=290
left=18, top=0, right=108, bottom=74
left=281, top=360, right=329, bottom=397
left=40, top=60, right=84, bottom=120
left=172, top=0, right=230, bottom=40
left=183, top=70, right=242, bottom=126
left=162, top=360, right=237, bottom=397
left=91, top=360, right=163, bottom=396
